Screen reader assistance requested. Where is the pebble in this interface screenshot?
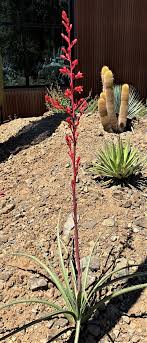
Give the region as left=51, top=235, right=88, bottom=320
left=29, top=275, right=48, bottom=291
left=122, top=315, right=130, bottom=324
left=111, top=235, right=117, bottom=242
left=0, top=203, right=15, bottom=215
left=0, top=234, right=8, bottom=244
left=102, top=218, right=115, bottom=227
left=82, top=220, right=97, bottom=230
left=132, top=226, right=140, bottom=233
left=63, top=213, right=79, bottom=236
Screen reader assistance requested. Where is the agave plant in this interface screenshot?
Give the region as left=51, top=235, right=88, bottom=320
left=1, top=223, right=147, bottom=342
left=90, top=139, right=146, bottom=181
left=114, top=84, right=146, bottom=119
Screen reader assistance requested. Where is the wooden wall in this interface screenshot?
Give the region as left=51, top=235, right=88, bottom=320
left=2, top=87, right=46, bottom=122
left=74, top=0, right=147, bottom=99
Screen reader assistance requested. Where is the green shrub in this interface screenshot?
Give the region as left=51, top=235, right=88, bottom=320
left=90, top=139, right=146, bottom=181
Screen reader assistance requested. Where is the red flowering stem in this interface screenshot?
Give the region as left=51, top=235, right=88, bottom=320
left=69, top=58, right=82, bottom=293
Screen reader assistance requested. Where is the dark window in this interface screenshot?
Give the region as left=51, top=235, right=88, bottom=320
left=0, top=0, right=70, bottom=87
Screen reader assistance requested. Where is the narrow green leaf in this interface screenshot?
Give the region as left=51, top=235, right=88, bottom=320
left=9, top=252, right=72, bottom=309
left=84, top=283, right=147, bottom=322
left=56, top=216, right=76, bottom=310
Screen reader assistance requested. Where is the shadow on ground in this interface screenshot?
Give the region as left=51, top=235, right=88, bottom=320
left=0, top=113, right=67, bottom=163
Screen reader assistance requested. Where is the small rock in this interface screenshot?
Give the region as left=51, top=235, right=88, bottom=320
left=82, top=220, right=97, bottom=230
left=81, top=255, right=89, bottom=271
left=0, top=203, right=15, bottom=215
left=29, top=276, right=48, bottom=291
left=122, top=200, right=132, bottom=208
left=131, top=335, right=140, bottom=343
left=132, top=226, right=140, bottom=233
left=48, top=319, right=54, bottom=329
left=134, top=217, right=147, bottom=229
left=0, top=234, right=8, bottom=244
left=57, top=318, right=68, bottom=328
left=122, top=315, right=130, bottom=324
left=115, top=258, right=129, bottom=277
left=90, top=256, right=99, bottom=272
left=113, top=328, right=120, bottom=338
left=0, top=271, right=12, bottom=282
left=102, top=218, right=115, bottom=227
left=111, top=235, right=117, bottom=242
left=63, top=213, right=79, bottom=236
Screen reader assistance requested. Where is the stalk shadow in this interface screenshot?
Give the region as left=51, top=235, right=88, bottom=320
left=0, top=112, right=67, bottom=163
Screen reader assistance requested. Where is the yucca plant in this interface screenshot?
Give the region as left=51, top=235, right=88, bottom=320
left=0, top=11, right=147, bottom=343
left=90, top=139, right=146, bottom=181
left=1, top=224, right=147, bottom=342
left=114, top=84, right=146, bottom=119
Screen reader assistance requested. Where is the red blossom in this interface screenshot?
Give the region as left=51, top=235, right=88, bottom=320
left=59, top=66, right=70, bottom=75
left=74, top=86, right=83, bottom=93
left=64, top=89, right=72, bottom=98
left=75, top=71, right=83, bottom=79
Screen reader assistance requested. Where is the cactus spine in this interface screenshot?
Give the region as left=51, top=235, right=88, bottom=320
left=118, top=84, right=129, bottom=132
left=99, top=66, right=129, bottom=133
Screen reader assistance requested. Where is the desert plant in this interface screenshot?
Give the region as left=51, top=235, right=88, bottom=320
left=90, top=138, right=146, bottom=181
left=99, top=66, right=129, bottom=133
left=114, top=84, right=146, bottom=119
left=1, top=11, right=147, bottom=343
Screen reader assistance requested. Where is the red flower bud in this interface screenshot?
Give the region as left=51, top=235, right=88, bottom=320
left=61, top=33, right=70, bottom=44
left=72, top=59, right=78, bottom=70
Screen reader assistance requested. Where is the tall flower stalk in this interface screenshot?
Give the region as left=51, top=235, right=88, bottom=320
left=45, top=11, right=87, bottom=292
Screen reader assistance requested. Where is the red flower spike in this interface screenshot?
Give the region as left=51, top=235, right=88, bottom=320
left=45, top=10, right=87, bottom=292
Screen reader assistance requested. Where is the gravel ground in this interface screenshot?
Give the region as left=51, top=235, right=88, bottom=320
left=0, top=112, right=147, bottom=343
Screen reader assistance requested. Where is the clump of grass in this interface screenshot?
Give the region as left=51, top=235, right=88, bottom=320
left=90, top=138, right=146, bottom=182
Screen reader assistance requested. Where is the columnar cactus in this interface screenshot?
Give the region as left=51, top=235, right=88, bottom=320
left=98, top=95, right=112, bottom=132
left=103, top=70, right=118, bottom=132
left=118, top=84, right=129, bottom=132
left=99, top=66, right=129, bottom=133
